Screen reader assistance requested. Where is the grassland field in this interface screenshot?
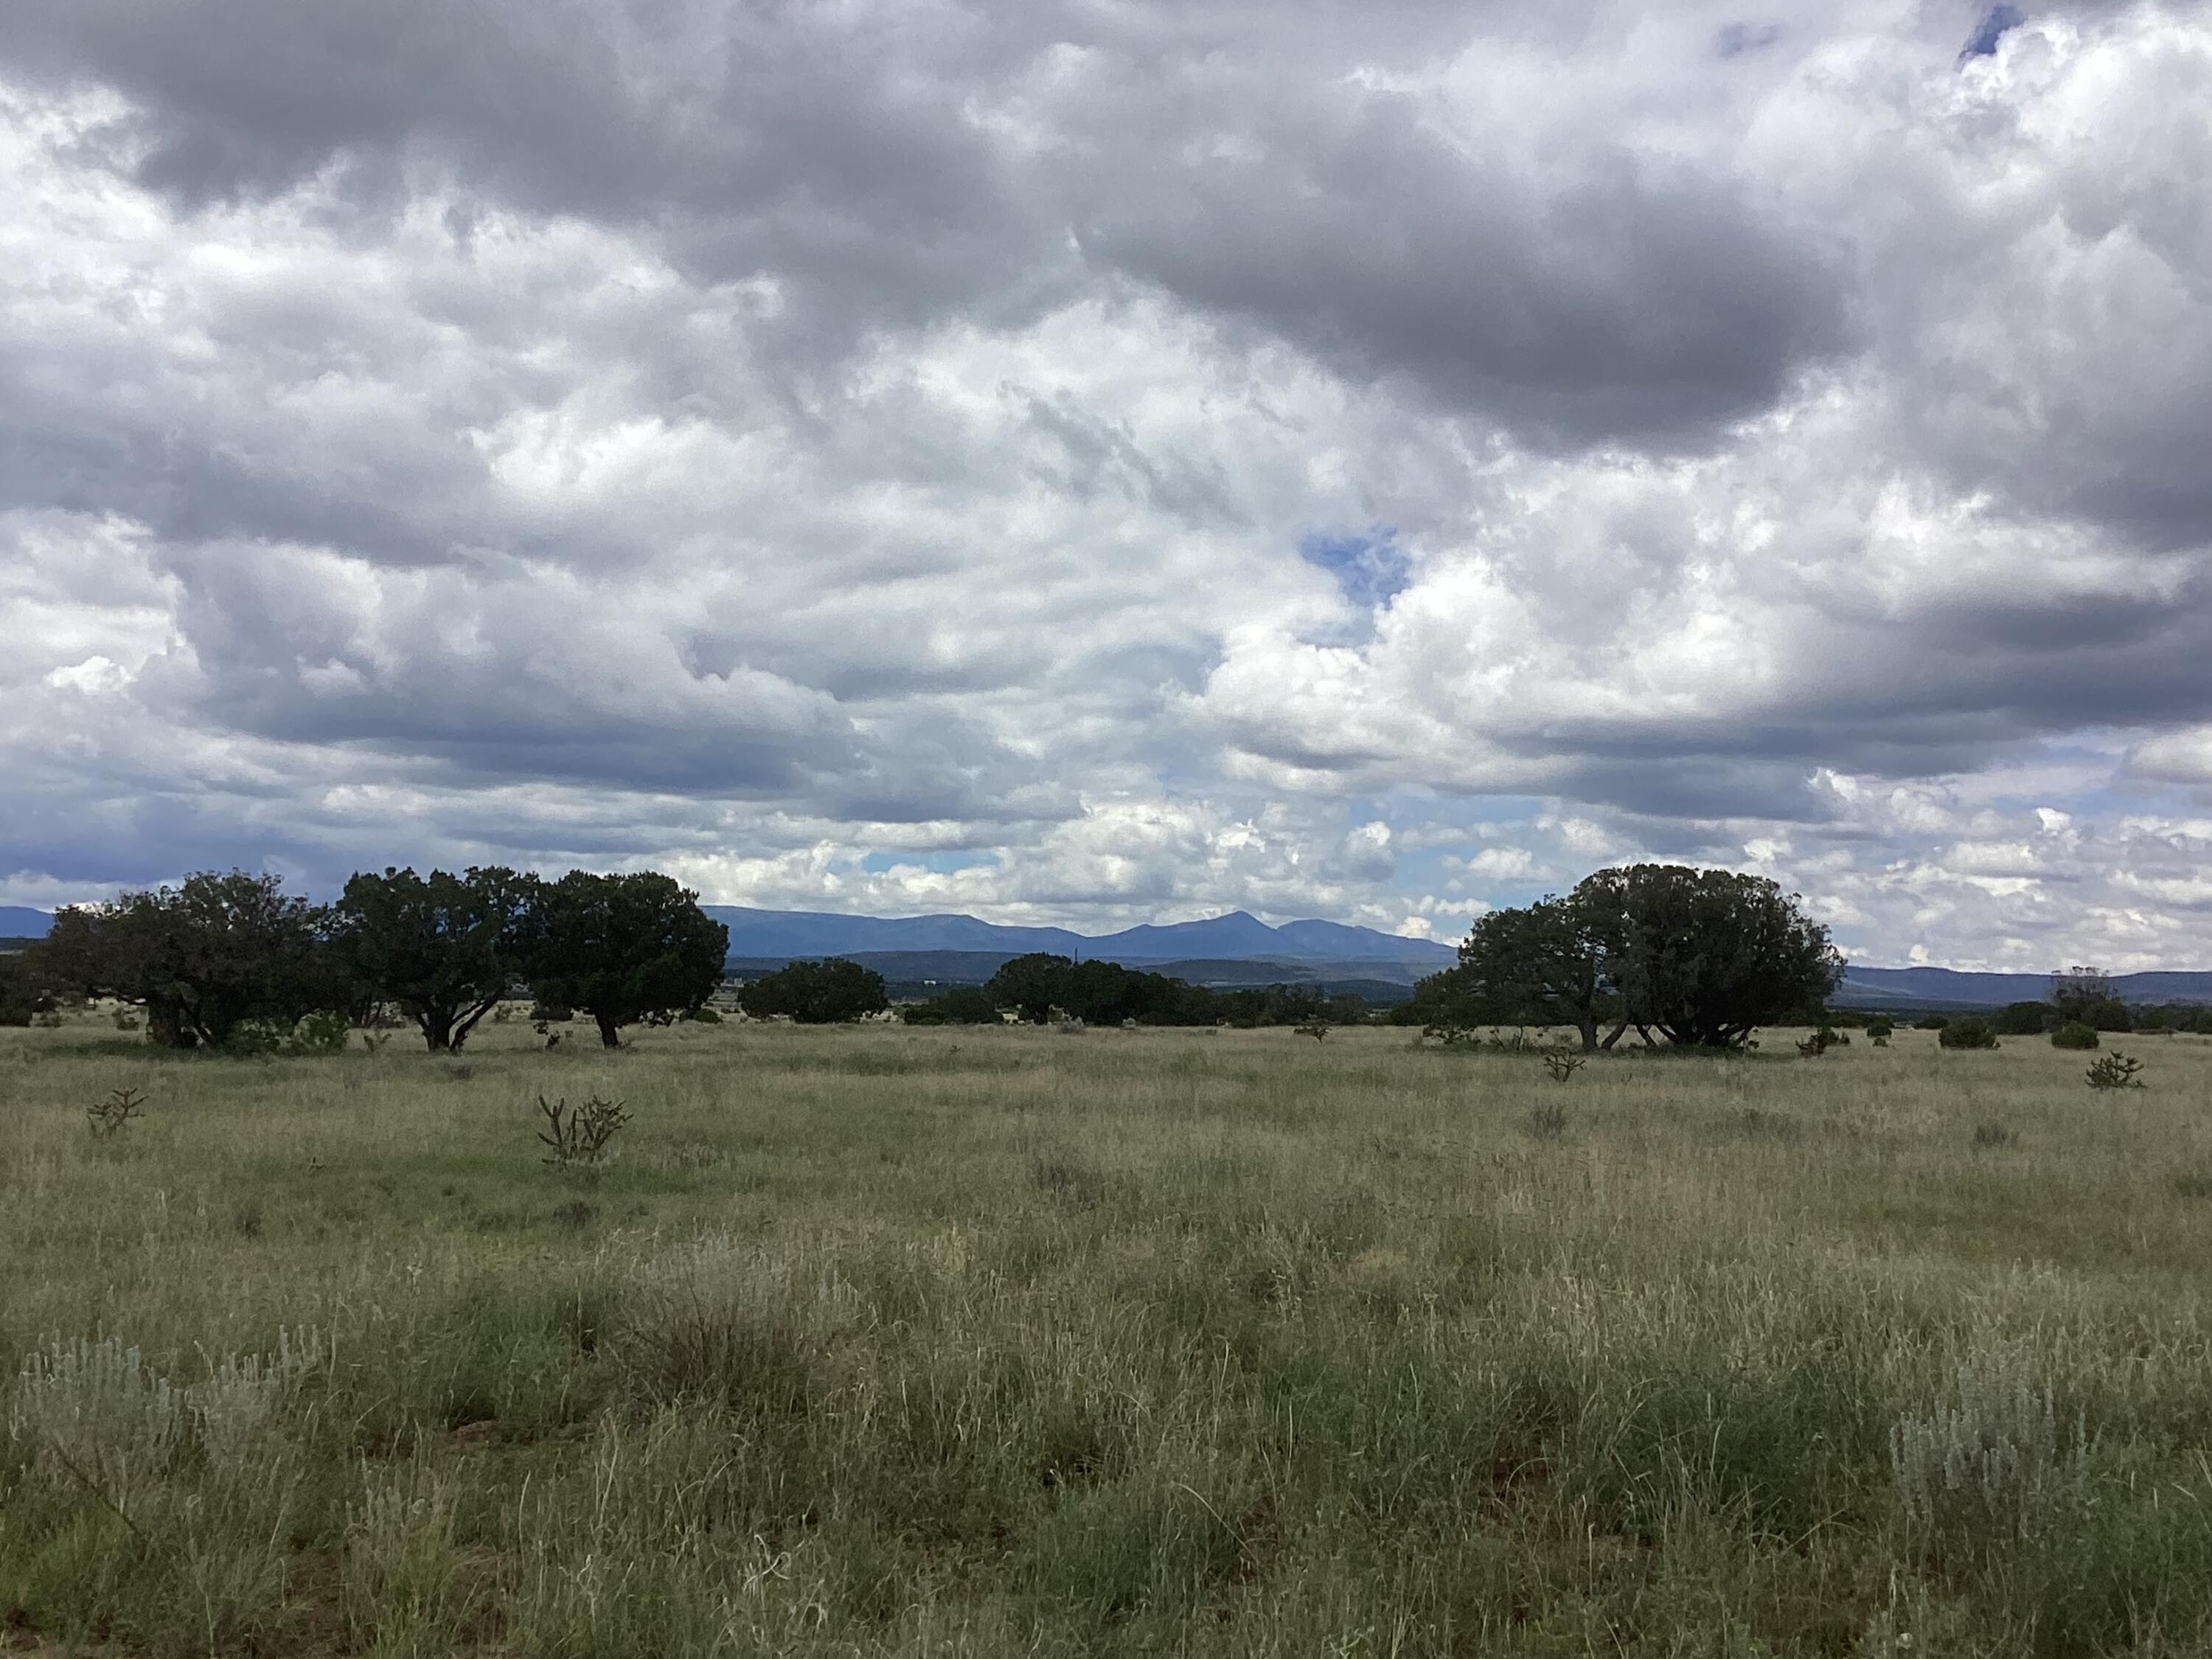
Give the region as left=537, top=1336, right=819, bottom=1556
left=5, top=1009, right=2212, bottom=1658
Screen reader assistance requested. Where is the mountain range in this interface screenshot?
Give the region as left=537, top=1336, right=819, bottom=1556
left=10, top=897, right=2209, bottom=1006
left=1834, top=966, right=2212, bottom=1009
left=700, top=906, right=1456, bottom=967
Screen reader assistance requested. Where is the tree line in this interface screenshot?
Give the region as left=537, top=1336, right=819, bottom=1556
left=734, top=952, right=1364, bottom=1027
left=2, top=867, right=728, bottom=1050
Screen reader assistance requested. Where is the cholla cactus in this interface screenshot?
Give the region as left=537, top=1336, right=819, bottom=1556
left=1892, top=1345, right=2074, bottom=1556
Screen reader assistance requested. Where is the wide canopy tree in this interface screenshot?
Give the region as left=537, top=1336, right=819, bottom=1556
left=335, top=866, right=539, bottom=1051
left=58, top=871, right=342, bottom=1048
left=524, top=871, right=728, bottom=1047
left=1574, top=863, right=1843, bottom=1049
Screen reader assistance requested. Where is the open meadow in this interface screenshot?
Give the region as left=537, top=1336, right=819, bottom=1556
left=6, top=1015, right=2212, bottom=1657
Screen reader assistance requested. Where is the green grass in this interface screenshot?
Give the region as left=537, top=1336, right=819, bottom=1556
left=5, top=1015, right=2212, bottom=1655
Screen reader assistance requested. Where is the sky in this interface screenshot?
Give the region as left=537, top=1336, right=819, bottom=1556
left=2, top=1, right=2211, bottom=970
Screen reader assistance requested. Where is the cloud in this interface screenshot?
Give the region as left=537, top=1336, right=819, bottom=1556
left=2, top=1, right=2211, bottom=972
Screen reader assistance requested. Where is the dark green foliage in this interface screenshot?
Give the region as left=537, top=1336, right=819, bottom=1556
left=2051, top=1022, right=2100, bottom=1051
left=1939, top=1018, right=2000, bottom=1050
left=0, top=949, right=41, bottom=1026
left=1573, top=863, right=1844, bottom=1050
left=523, top=872, right=728, bottom=1048
left=1865, top=1017, right=1895, bottom=1039
left=986, top=953, right=1081, bottom=1024
left=1917, top=1015, right=1951, bottom=1030
left=680, top=1005, right=722, bottom=1023
left=46, top=872, right=347, bottom=1048
left=335, top=866, right=538, bottom=1052
left=902, top=984, right=1003, bottom=1025
left=1992, top=1000, right=2056, bottom=1036
left=2051, top=967, right=2130, bottom=1032
left=737, top=959, right=889, bottom=1024
left=1453, top=896, right=1619, bottom=1050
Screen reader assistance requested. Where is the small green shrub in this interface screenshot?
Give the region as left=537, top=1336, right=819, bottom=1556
left=1865, top=1017, right=1894, bottom=1039
left=287, top=1008, right=352, bottom=1055
left=2051, top=1022, right=2099, bottom=1051
left=1938, top=1018, right=1998, bottom=1050
left=680, top=1006, right=723, bottom=1024
left=1916, top=1015, right=1950, bottom=1031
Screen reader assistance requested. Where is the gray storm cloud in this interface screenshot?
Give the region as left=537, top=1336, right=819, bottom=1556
left=2, top=0, right=2211, bottom=969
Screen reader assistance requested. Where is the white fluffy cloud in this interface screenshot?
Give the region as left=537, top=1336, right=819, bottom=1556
left=2, top=1, right=2211, bottom=967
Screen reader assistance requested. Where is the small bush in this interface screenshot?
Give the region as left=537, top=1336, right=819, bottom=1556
left=1916, top=1015, right=1951, bottom=1031
left=2051, top=1022, right=2099, bottom=1051
left=680, top=1005, right=723, bottom=1024
left=1542, top=1051, right=1585, bottom=1082
left=1938, top=1018, right=1998, bottom=1050
left=287, top=1008, right=352, bottom=1055
left=1893, top=1346, right=2075, bottom=1561
left=1865, top=1017, right=1894, bottom=1040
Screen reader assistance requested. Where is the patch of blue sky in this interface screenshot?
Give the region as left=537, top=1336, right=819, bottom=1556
left=1961, top=4, right=2023, bottom=60
left=1300, top=528, right=1410, bottom=612
left=858, top=850, right=995, bottom=875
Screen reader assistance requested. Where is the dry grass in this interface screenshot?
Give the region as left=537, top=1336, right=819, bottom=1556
left=4, top=1012, right=2212, bottom=1655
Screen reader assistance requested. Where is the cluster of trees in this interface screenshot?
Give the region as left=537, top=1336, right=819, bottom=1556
left=1406, top=863, right=1843, bottom=1051
left=925, top=954, right=1360, bottom=1027
left=738, top=951, right=1364, bottom=1028
left=1980, top=968, right=2212, bottom=1037
left=15, top=868, right=728, bottom=1051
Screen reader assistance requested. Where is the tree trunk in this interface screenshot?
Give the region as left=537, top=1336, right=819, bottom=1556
left=594, top=1011, right=622, bottom=1048
left=1576, top=1015, right=1600, bottom=1052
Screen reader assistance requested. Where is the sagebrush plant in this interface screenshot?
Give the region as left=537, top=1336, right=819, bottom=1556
left=1893, top=1345, right=2078, bottom=1560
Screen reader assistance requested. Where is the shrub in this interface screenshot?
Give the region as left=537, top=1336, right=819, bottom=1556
left=1865, top=1017, right=1894, bottom=1040
left=2051, top=1022, right=2099, bottom=1051
left=287, top=1008, right=352, bottom=1055
left=680, top=1005, right=723, bottom=1024
left=1893, top=1346, right=2073, bottom=1560
left=1938, top=1018, right=1998, bottom=1050
left=1916, top=1015, right=1950, bottom=1031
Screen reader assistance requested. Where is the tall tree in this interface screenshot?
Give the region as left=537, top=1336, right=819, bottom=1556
left=524, top=872, right=728, bottom=1047
left=335, top=866, right=539, bottom=1051
left=2049, top=965, right=2129, bottom=1032
left=1575, top=864, right=1842, bottom=1049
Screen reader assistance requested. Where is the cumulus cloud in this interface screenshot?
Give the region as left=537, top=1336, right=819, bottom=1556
left=2, top=0, right=2211, bottom=970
